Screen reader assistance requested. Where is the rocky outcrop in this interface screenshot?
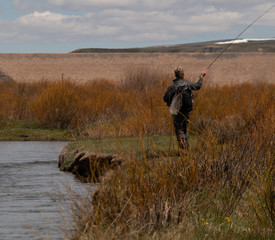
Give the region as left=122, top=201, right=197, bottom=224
left=58, top=147, right=122, bottom=182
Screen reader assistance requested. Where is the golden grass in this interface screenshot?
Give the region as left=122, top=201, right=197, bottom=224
left=67, top=106, right=274, bottom=239
left=0, top=65, right=274, bottom=136
left=1, top=53, right=274, bottom=85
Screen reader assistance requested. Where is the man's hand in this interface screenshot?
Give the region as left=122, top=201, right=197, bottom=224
left=200, top=70, right=207, bottom=78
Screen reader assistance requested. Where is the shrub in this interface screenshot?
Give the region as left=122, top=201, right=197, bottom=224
left=30, top=80, right=80, bottom=128
left=121, top=64, right=164, bottom=91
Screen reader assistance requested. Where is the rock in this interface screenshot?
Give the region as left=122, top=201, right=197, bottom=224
left=58, top=147, right=122, bottom=182
left=58, top=147, right=81, bottom=168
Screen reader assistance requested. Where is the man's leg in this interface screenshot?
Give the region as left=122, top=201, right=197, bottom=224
left=173, top=112, right=190, bottom=149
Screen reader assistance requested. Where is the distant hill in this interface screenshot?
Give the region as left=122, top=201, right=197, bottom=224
left=71, top=38, right=275, bottom=53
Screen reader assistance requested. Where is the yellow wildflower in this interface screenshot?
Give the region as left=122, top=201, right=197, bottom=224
left=225, top=217, right=231, bottom=222
left=204, top=221, right=209, bottom=225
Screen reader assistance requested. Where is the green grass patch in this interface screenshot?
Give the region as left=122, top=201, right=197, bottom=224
left=59, top=134, right=197, bottom=173
left=64, top=134, right=197, bottom=157
left=0, top=120, right=76, bottom=141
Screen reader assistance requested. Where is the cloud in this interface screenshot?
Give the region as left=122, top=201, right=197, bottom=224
left=17, top=11, right=69, bottom=26
left=11, top=8, right=240, bottom=43
left=13, top=0, right=178, bottom=12
left=189, top=11, right=242, bottom=27
left=205, top=0, right=266, bottom=10
left=244, top=3, right=275, bottom=26
left=11, top=11, right=121, bottom=44
left=13, top=0, right=49, bottom=13
left=3, top=0, right=274, bottom=49
left=140, top=0, right=178, bottom=9
left=48, top=0, right=136, bottom=7
left=13, top=0, right=275, bottom=13
left=13, top=0, right=137, bottom=12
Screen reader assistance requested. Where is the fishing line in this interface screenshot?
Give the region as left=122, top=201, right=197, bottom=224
left=206, top=4, right=275, bottom=70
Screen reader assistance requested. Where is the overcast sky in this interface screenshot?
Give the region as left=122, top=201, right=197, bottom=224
left=0, top=0, right=274, bottom=53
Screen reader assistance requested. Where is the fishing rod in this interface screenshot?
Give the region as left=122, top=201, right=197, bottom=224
left=206, top=4, right=275, bottom=70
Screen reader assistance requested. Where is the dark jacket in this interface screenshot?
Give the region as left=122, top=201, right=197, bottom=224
left=163, top=77, right=203, bottom=111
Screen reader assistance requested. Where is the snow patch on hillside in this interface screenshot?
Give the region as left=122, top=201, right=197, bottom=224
left=216, top=38, right=275, bottom=44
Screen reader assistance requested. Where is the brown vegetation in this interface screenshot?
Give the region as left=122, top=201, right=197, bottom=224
left=57, top=71, right=273, bottom=239
left=0, top=67, right=169, bottom=135
left=0, top=65, right=274, bottom=137
left=0, top=53, right=274, bottom=85
left=0, top=64, right=274, bottom=239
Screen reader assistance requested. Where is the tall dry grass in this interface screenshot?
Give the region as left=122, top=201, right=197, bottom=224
left=0, top=65, right=170, bottom=134
left=1, top=66, right=274, bottom=239
left=65, top=79, right=274, bottom=239
left=0, top=65, right=274, bottom=137
left=67, top=107, right=274, bottom=239
left=30, top=80, right=81, bottom=128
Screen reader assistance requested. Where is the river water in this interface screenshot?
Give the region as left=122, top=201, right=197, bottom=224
left=0, top=141, right=89, bottom=240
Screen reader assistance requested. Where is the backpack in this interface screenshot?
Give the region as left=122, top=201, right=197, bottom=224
left=169, top=83, right=193, bottom=115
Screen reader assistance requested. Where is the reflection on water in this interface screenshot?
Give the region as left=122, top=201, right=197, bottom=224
left=0, top=141, right=89, bottom=240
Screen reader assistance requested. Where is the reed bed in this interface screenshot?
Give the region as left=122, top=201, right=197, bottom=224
left=0, top=66, right=274, bottom=239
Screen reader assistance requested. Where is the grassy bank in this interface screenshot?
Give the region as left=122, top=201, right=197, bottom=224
left=63, top=134, right=188, bottom=156
left=58, top=134, right=177, bottom=179
left=0, top=120, right=76, bottom=141
left=66, top=108, right=274, bottom=240
left=59, top=134, right=193, bottom=173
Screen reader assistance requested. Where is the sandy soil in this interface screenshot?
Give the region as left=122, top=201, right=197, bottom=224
left=0, top=52, right=274, bottom=85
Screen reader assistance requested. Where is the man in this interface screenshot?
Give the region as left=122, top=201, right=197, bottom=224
left=163, top=67, right=206, bottom=149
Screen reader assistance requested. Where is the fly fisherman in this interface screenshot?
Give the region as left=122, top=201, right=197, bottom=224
left=163, top=67, right=206, bottom=149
